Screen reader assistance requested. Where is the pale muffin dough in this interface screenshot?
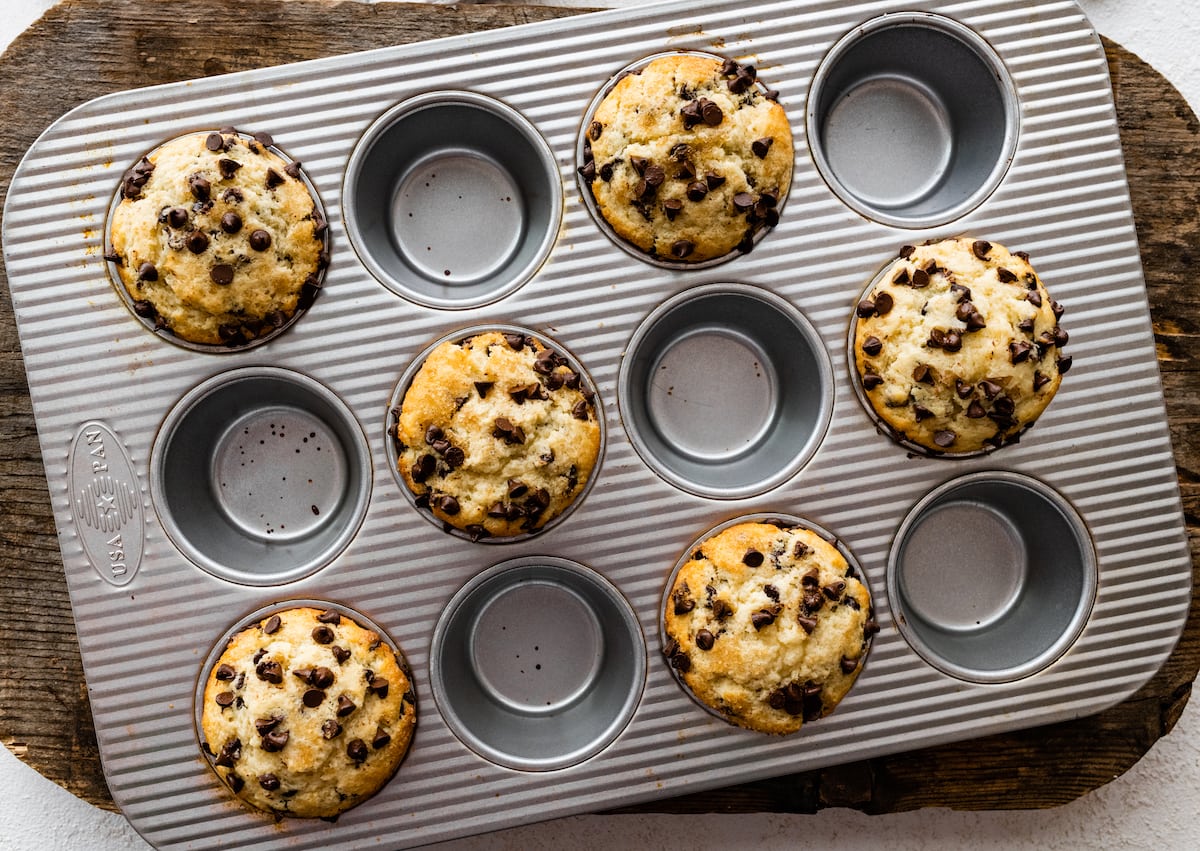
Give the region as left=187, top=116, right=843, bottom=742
left=200, top=606, right=416, bottom=819
left=853, top=237, right=1072, bottom=453
left=663, top=521, right=876, bottom=735
left=581, top=53, right=793, bottom=263
left=108, top=129, right=326, bottom=345
left=393, top=330, right=601, bottom=539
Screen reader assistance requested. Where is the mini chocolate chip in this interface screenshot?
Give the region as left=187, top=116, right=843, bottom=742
left=254, top=715, right=282, bottom=735
left=700, top=98, right=723, bottom=126
left=204, top=132, right=224, bottom=152
left=302, top=689, right=326, bottom=708
left=346, top=739, right=368, bottom=763
left=312, top=625, right=335, bottom=644
left=322, top=720, right=342, bottom=740
left=263, top=614, right=282, bottom=634
left=587, top=120, right=603, bottom=141
left=261, top=730, right=289, bottom=752
left=705, top=171, right=726, bottom=189
left=742, top=549, right=764, bottom=567
left=751, top=137, right=773, bottom=158
left=220, top=211, right=243, bottom=234
left=249, top=229, right=272, bottom=251
left=292, top=666, right=314, bottom=683
left=672, top=585, right=695, bottom=615
left=137, top=261, right=158, bottom=282
left=210, top=264, right=234, bottom=285
left=670, top=239, right=694, bottom=259
left=972, top=240, right=992, bottom=260
left=186, top=231, right=210, bottom=254
left=283, top=160, right=303, bottom=180
left=336, top=695, right=357, bottom=717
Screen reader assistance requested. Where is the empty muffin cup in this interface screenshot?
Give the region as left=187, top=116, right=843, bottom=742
left=430, top=557, right=645, bottom=771
left=807, top=13, right=1018, bottom=227
left=151, top=367, right=371, bottom=585
left=888, top=471, right=1096, bottom=683
left=618, top=284, right=832, bottom=499
left=343, top=91, right=562, bottom=309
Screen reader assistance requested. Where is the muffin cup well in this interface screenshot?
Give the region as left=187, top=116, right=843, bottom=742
left=887, top=471, right=1097, bottom=683
left=151, top=367, right=371, bottom=585
left=343, top=92, right=561, bottom=309
left=619, top=284, right=832, bottom=498
left=807, top=13, right=1018, bottom=227
left=386, top=324, right=605, bottom=543
left=430, top=557, right=645, bottom=771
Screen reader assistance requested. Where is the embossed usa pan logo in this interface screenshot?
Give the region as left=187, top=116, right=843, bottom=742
left=68, top=421, right=144, bottom=586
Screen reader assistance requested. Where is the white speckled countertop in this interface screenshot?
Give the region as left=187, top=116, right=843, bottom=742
left=1, top=1, right=1197, bottom=848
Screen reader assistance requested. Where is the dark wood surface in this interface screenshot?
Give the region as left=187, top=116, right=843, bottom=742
left=1, top=0, right=1197, bottom=816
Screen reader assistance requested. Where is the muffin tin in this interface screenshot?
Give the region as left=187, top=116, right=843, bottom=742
left=1, top=1, right=1192, bottom=848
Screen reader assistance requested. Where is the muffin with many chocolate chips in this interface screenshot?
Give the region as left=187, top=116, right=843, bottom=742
left=580, top=53, right=792, bottom=263
left=107, top=128, right=327, bottom=346
left=662, top=520, right=876, bottom=735
left=853, top=237, right=1072, bottom=454
left=392, top=329, right=602, bottom=540
left=200, top=606, right=416, bottom=819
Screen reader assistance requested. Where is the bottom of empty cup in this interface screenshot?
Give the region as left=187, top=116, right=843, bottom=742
left=151, top=367, right=371, bottom=585
left=619, top=284, right=832, bottom=498
left=431, top=557, right=645, bottom=771
left=888, top=472, right=1096, bottom=683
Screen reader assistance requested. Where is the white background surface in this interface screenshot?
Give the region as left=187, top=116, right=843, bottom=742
left=1, top=1, right=1197, bottom=849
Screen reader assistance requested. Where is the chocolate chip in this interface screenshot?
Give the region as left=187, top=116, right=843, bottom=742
left=263, top=614, right=282, bottom=634
left=346, top=739, right=368, bottom=763
left=258, top=773, right=280, bottom=791
left=216, top=158, right=242, bottom=180
left=751, top=137, right=773, bottom=158
left=967, top=400, right=987, bottom=418
left=862, top=336, right=883, bottom=357
left=410, top=453, right=435, bottom=483
left=137, top=261, right=158, bottom=282
left=473, top=381, right=493, bottom=399
left=911, top=268, right=930, bottom=288
left=214, top=738, right=241, bottom=768
left=1026, top=289, right=1043, bottom=308
left=215, top=663, right=236, bottom=681
left=215, top=691, right=235, bottom=707
left=1053, top=326, right=1070, bottom=347
left=261, top=729, right=289, bottom=752
left=227, top=774, right=244, bottom=793
left=210, top=264, right=234, bottom=285
left=711, top=598, right=733, bottom=620
left=572, top=399, right=590, bottom=420
left=368, top=675, right=390, bottom=699
left=336, top=695, right=356, bottom=717
left=254, top=715, right=281, bottom=735
left=670, top=239, right=694, bottom=259
left=972, top=240, right=992, bottom=260
left=686, top=181, right=708, bottom=201
left=797, top=615, right=818, bottom=634
left=643, top=164, right=665, bottom=188
left=331, top=645, right=351, bottom=665
left=913, top=364, right=934, bottom=385
left=302, top=689, right=326, bottom=708
left=705, top=171, right=726, bottom=189
left=218, top=211, right=243, bottom=234
left=321, top=720, right=341, bottom=740
left=1057, top=355, right=1073, bottom=374
left=913, top=404, right=934, bottom=422
left=979, top=379, right=1003, bottom=400
left=701, top=98, right=724, bottom=126
left=281, top=160, right=302, bottom=180
left=742, top=549, right=764, bottom=568
left=934, top=430, right=957, bottom=448
left=371, top=727, right=392, bottom=750
left=840, top=656, right=859, bottom=674
left=435, top=494, right=461, bottom=515
left=249, top=229, right=272, bottom=251
left=856, top=298, right=877, bottom=318
left=732, top=192, right=755, bottom=212
left=266, top=168, right=284, bottom=189
left=662, top=198, right=683, bottom=221
left=312, top=625, right=335, bottom=644
left=220, top=186, right=244, bottom=204
left=997, top=267, right=1017, bottom=283
left=188, top=174, right=211, bottom=201
left=587, top=120, right=603, bottom=141
left=751, top=609, right=777, bottom=630
left=1009, top=340, right=1033, bottom=363
left=862, top=371, right=883, bottom=390
left=694, top=629, right=715, bottom=651
left=672, top=584, right=695, bottom=615
left=255, top=659, right=283, bottom=684
left=185, top=231, right=210, bottom=254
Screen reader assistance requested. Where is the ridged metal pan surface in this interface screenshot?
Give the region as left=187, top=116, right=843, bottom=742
left=1, top=0, right=1191, bottom=848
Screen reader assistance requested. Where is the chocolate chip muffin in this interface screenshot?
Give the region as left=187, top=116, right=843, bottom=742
left=392, top=330, right=601, bottom=540
left=107, top=128, right=327, bottom=346
left=199, top=606, right=416, bottom=819
left=853, top=237, right=1072, bottom=454
left=662, top=520, right=876, bottom=735
left=579, top=53, right=792, bottom=263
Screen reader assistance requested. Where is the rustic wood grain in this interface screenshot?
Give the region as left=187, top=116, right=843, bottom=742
left=1, top=0, right=1197, bottom=816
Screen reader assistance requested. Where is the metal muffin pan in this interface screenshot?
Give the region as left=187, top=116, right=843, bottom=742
left=1, top=1, right=1191, bottom=849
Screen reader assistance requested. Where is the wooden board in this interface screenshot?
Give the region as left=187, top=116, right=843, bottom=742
left=1, top=0, right=1197, bottom=816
